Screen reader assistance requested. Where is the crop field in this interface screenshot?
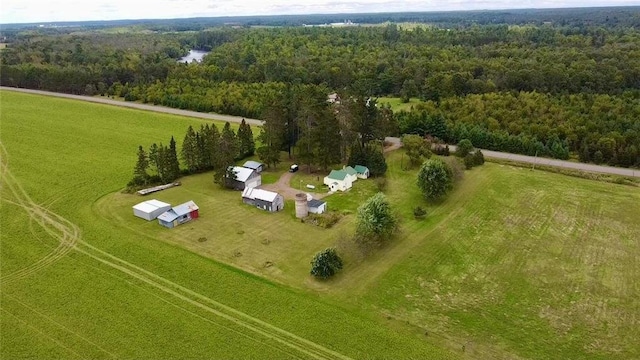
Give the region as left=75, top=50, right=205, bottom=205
left=2, top=90, right=639, bottom=359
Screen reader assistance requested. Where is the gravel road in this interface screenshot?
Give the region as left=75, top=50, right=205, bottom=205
left=385, top=137, right=639, bottom=178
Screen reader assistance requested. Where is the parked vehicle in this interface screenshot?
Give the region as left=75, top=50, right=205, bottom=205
left=289, top=164, right=299, bottom=173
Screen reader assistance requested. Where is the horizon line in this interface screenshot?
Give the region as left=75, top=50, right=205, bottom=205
left=1, top=5, right=638, bottom=26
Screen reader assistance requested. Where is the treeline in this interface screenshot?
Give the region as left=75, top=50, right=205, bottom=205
left=3, top=7, right=638, bottom=31
left=4, top=25, right=640, bottom=98
left=0, top=32, right=189, bottom=94
left=130, top=120, right=255, bottom=187
left=396, top=91, right=640, bottom=167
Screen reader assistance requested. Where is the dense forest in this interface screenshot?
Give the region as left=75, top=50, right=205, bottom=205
left=1, top=7, right=639, bottom=167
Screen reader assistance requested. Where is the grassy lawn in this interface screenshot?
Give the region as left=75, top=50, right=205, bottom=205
left=291, top=169, right=329, bottom=193
left=3, top=90, right=639, bottom=360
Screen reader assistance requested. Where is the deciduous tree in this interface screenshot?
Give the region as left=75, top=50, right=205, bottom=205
left=355, top=192, right=398, bottom=244
left=417, top=158, right=453, bottom=201
left=402, top=134, right=431, bottom=167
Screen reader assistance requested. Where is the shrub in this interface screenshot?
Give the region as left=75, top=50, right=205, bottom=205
left=474, top=150, right=485, bottom=165
left=456, top=139, right=474, bottom=158
left=303, top=212, right=342, bottom=228
left=433, top=144, right=450, bottom=156
left=413, top=206, right=427, bottom=219
left=310, top=248, right=343, bottom=279
left=464, top=154, right=475, bottom=169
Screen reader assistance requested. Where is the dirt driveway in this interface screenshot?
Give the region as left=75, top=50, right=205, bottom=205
left=260, top=169, right=330, bottom=201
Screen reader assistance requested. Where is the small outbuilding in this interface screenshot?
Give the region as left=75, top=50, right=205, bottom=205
left=308, top=199, right=327, bottom=214
left=157, top=200, right=199, bottom=228
left=354, top=165, right=370, bottom=179
left=242, top=188, right=284, bottom=212
left=242, top=160, right=265, bottom=173
left=133, top=199, right=171, bottom=221
left=323, top=170, right=353, bottom=192
left=225, top=166, right=261, bottom=190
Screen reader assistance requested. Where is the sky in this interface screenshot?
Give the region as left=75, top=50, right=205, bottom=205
left=1, top=0, right=638, bottom=24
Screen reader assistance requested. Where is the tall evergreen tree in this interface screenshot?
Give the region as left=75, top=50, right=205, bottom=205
left=214, top=122, right=238, bottom=185
left=167, top=136, right=181, bottom=181
left=237, top=119, right=255, bottom=158
left=148, top=143, right=159, bottom=175
left=181, top=125, right=199, bottom=173
left=132, top=145, right=150, bottom=184
left=347, top=96, right=383, bottom=149
left=156, top=143, right=170, bottom=183
left=258, top=102, right=286, bottom=168
left=311, top=108, right=342, bottom=171
left=201, top=123, right=220, bottom=170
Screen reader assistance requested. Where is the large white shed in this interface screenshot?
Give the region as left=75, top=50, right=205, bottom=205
left=133, top=199, right=172, bottom=221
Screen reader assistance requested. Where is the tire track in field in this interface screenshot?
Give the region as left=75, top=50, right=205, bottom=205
left=0, top=143, right=352, bottom=360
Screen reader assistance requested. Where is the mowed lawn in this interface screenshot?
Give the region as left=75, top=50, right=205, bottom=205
left=0, top=91, right=454, bottom=359
left=2, top=90, right=639, bottom=360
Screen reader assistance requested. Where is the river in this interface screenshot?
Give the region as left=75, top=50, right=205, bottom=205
left=178, top=50, right=209, bottom=63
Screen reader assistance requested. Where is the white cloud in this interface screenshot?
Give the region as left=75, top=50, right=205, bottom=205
left=1, top=0, right=638, bottom=24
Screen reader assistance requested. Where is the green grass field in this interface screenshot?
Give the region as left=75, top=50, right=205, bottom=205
left=2, top=90, right=639, bottom=359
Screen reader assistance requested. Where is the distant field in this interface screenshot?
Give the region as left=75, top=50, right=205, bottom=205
left=378, top=96, right=424, bottom=112
left=2, top=90, right=639, bottom=359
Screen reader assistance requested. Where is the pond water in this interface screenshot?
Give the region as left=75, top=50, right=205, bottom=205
left=178, top=50, right=209, bottom=63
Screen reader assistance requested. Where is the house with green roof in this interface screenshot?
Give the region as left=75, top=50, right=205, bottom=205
left=354, top=165, right=370, bottom=179
left=323, top=169, right=353, bottom=192
left=342, top=166, right=358, bottom=183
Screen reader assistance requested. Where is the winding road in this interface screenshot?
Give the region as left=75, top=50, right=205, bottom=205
left=3, top=86, right=638, bottom=178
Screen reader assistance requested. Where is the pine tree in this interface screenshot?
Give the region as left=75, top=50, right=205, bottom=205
left=156, top=143, right=170, bottom=183
left=148, top=143, right=159, bottom=175
left=237, top=119, right=255, bottom=158
left=181, top=126, right=199, bottom=173
left=131, top=145, right=150, bottom=185
left=258, top=104, right=286, bottom=168
left=214, top=123, right=238, bottom=185
left=347, top=96, right=383, bottom=148
left=312, top=108, right=342, bottom=171
left=168, top=136, right=181, bottom=181
left=201, top=123, right=221, bottom=170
